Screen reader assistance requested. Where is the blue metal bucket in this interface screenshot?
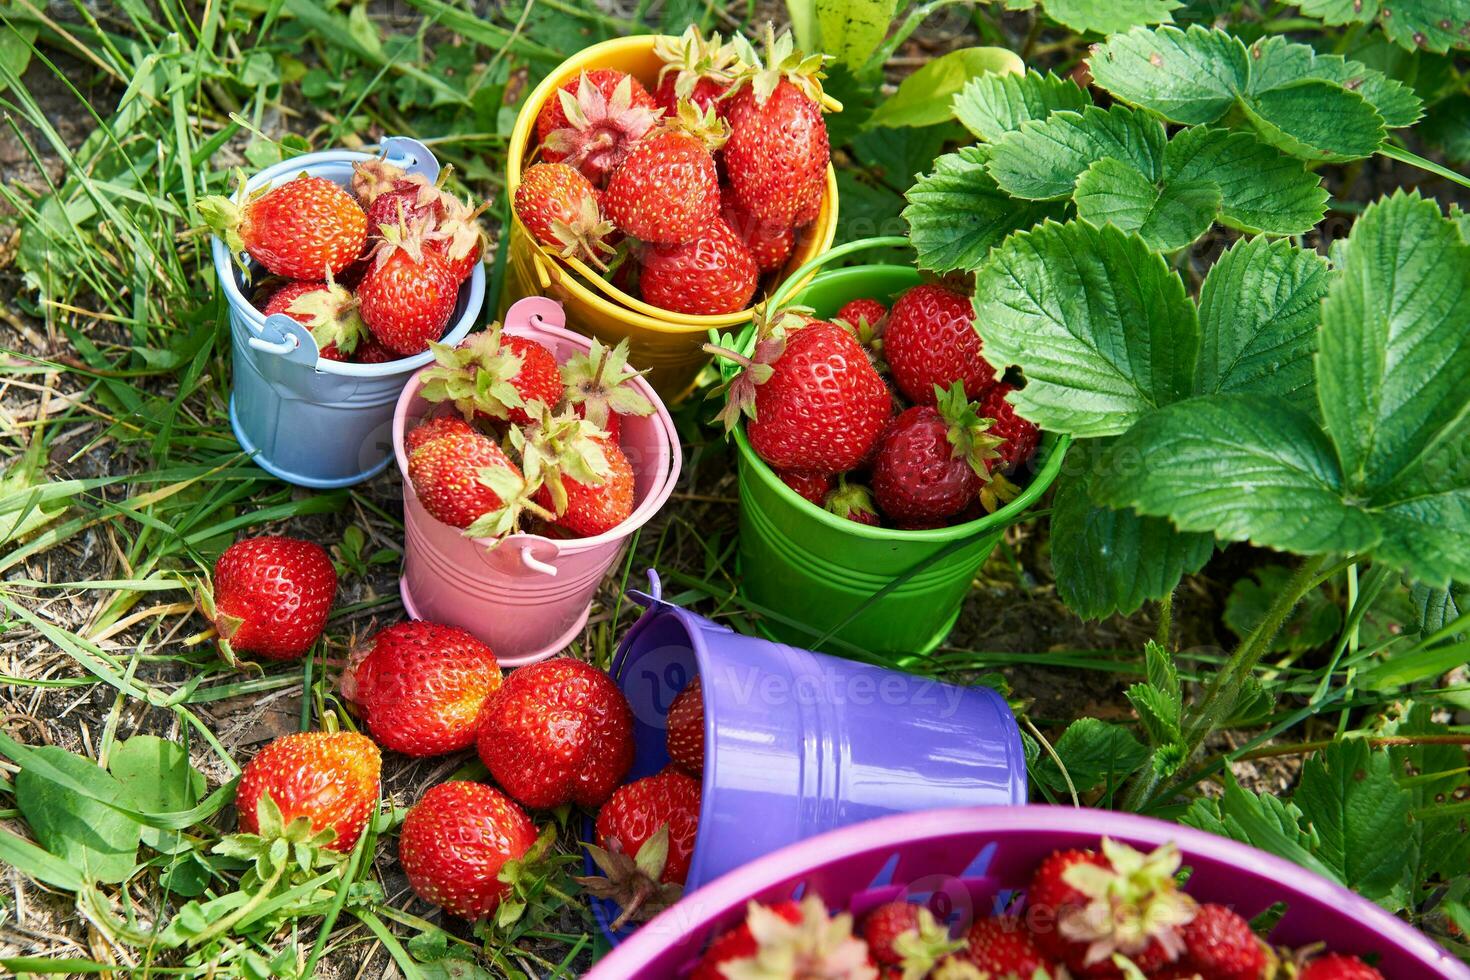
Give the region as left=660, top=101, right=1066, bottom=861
left=211, top=138, right=485, bottom=488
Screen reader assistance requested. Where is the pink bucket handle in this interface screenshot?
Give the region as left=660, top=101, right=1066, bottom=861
left=519, top=543, right=560, bottom=577
left=504, top=296, right=566, bottom=332
left=475, top=536, right=562, bottom=577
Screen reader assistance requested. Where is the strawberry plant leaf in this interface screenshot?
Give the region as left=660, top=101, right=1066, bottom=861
left=1072, top=157, right=1220, bottom=250
left=1195, top=236, right=1331, bottom=409
left=972, top=219, right=1198, bottom=437
left=1088, top=25, right=1251, bottom=125
left=815, top=0, right=896, bottom=71
left=868, top=47, right=1023, bottom=129
left=1318, top=191, right=1470, bottom=585
left=109, top=735, right=206, bottom=855
left=15, top=746, right=143, bottom=885
left=1294, top=739, right=1415, bottom=901
left=1300, top=0, right=1470, bottom=53
left=1224, top=566, right=1342, bottom=653
left=1050, top=451, right=1213, bottom=620
left=1238, top=79, right=1386, bottom=163
left=1422, top=95, right=1470, bottom=164
left=1034, top=0, right=1182, bottom=37
left=1126, top=682, right=1183, bottom=747
left=1033, top=718, right=1149, bottom=796
left=1409, top=580, right=1467, bottom=637
left=986, top=105, right=1168, bottom=201
left=1244, top=36, right=1422, bottom=128
left=1182, top=772, right=1342, bottom=883
left=1094, top=395, right=1381, bottom=555
left=1162, top=127, right=1328, bottom=235
left=952, top=69, right=1092, bottom=142
left=902, top=147, right=1062, bottom=273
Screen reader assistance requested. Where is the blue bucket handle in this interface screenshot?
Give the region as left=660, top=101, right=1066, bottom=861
left=378, top=136, right=440, bottom=181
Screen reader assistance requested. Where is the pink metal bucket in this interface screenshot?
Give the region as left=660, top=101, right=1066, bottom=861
left=392, top=298, right=681, bottom=667
left=587, top=805, right=1467, bottom=979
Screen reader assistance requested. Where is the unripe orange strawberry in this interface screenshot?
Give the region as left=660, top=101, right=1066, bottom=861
left=342, top=621, right=502, bottom=757
left=199, top=173, right=367, bottom=280
left=514, top=162, right=614, bottom=269
left=203, top=535, right=337, bottom=662
left=235, top=731, right=380, bottom=852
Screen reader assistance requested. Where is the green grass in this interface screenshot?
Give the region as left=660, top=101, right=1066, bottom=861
left=1, top=1, right=1468, bottom=976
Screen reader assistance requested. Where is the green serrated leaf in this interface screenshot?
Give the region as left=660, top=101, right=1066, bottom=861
left=1301, top=0, right=1470, bottom=54
left=1050, top=459, right=1213, bottom=619
left=1094, top=394, right=1380, bottom=556
left=1409, top=580, right=1468, bottom=637
left=952, top=69, right=1091, bottom=142
left=16, top=747, right=143, bottom=885
left=1073, top=157, right=1220, bottom=250
left=973, top=219, right=1198, bottom=437
left=1195, top=236, right=1331, bottom=410
left=1033, top=718, right=1149, bottom=796
left=1239, top=79, right=1386, bottom=163
left=1126, top=682, right=1182, bottom=746
left=869, top=47, right=1023, bottom=129
left=1089, top=25, right=1250, bottom=125
left=1163, top=127, right=1328, bottom=235
left=1038, top=0, right=1182, bottom=36
left=1144, top=640, right=1180, bottom=706
left=986, top=105, right=1168, bottom=201
left=1295, top=740, right=1414, bottom=900
left=902, top=146, right=1061, bottom=273
left=1318, top=192, right=1470, bottom=586
left=1181, top=772, right=1341, bottom=883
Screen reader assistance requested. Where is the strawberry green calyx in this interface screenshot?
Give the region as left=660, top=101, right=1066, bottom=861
left=654, top=25, right=741, bottom=99
left=492, top=823, right=561, bottom=930
left=894, top=907, right=967, bottom=980
left=824, top=477, right=879, bottom=524
left=514, top=405, right=611, bottom=516
left=545, top=72, right=662, bottom=179
left=369, top=202, right=432, bottom=270
left=196, top=169, right=257, bottom=267
left=929, top=960, right=984, bottom=980
left=284, top=270, right=367, bottom=356
left=560, top=336, right=654, bottom=428
left=428, top=194, right=490, bottom=266
left=723, top=895, right=878, bottom=980
left=979, top=471, right=1021, bottom=514
left=550, top=195, right=616, bottom=271
left=933, top=382, right=1004, bottom=481
left=728, top=24, right=830, bottom=108
left=462, top=458, right=554, bottom=541
left=213, top=793, right=346, bottom=886
left=195, top=580, right=246, bottom=669
left=703, top=306, right=812, bottom=431
left=1059, top=838, right=1199, bottom=969
left=418, top=327, right=529, bottom=422
left=669, top=99, right=731, bottom=152
left=574, top=824, right=684, bottom=930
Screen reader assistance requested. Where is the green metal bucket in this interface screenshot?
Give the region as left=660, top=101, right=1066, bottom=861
left=727, top=237, right=1068, bottom=661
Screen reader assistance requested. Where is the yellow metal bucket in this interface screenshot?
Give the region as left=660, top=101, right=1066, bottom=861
left=502, top=35, right=841, bottom=400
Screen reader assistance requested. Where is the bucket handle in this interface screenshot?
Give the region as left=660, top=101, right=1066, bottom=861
left=249, top=313, right=322, bottom=370
left=765, top=235, right=913, bottom=312
left=378, top=136, right=440, bottom=181
left=504, top=296, right=566, bottom=333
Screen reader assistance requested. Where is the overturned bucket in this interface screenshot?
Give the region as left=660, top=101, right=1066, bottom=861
left=212, top=138, right=485, bottom=489
left=588, top=569, right=1026, bottom=942
left=393, top=298, right=681, bottom=667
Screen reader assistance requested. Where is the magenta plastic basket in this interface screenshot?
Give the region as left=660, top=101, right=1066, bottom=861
left=586, top=805, right=1468, bottom=979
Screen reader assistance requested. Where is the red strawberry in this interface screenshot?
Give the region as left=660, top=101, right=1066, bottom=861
left=560, top=336, right=654, bottom=440
left=651, top=26, right=739, bottom=118
left=825, top=478, right=881, bottom=527
left=693, top=896, right=875, bottom=979
left=837, top=298, right=887, bottom=331
left=1026, top=840, right=1197, bottom=977
left=398, top=781, right=540, bottom=920
left=541, top=70, right=661, bottom=186
left=712, top=314, right=891, bottom=473
left=666, top=676, right=704, bottom=774
left=536, top=435, right=634, bottom=537
left=521, top=407, right=636, bottom=537
left=957, top=915, right=1053, bottom=978
left=407, top=428, right=542, bottom=537
left=1177, top=904, right=1266, bottom=980
left=235, top=731, right=380, bottom=853
left=595, top=768, right=701, bottom=885
left=341, top=622, right=502, bottom=757
left=261, top=277, right=366, bottom=361
left=692, top=902, right=806, bottom=980
left=363, top=172, right=444, bottom=236
left=515, top=162, right=615, bottom=269
left=203, top=536, right=336, bottom=662
left=872, top=384, right=1003, bottom=525
left=475, top=657, right=634, bottom=809
left=863, top=902, right=964, bottom=973
left=604, top=116, right=721, bottom=245
left=722, top=195, right=795, bottom=273
left=418, top=327, right=564, bottom=427
left=424, top=194, right=487, bottom=283
left=353, top=333, right=398, bottom=364
left=778, top=468, right=835, bottom=506
left=979, top=383, right=1041, bottom=473
left=356, top=225, right=458, bottom=355
left=639, top=218, right=758, bottom=316
left=404, top=414, right=476, bottom=455
left=723, top=28, right=831, bottom=229
left=885, top=284, right=990, bottom=406
left=1298, top=954, right=1385, bottom=980
left=199, top=173, right=367, bottom=280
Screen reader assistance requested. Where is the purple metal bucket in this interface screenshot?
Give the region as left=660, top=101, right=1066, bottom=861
left=588, top=805, right=1468, bottom=979
left=588, top=570, right=1026, bottom=941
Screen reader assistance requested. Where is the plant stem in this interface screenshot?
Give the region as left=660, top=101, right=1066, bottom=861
left=1155, top=590, right=1174, bottom=650
left=1240, top=734, right=1470, bottom=761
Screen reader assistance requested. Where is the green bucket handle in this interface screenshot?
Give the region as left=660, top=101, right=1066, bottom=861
left=765, top=235, right=914, bottom=312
